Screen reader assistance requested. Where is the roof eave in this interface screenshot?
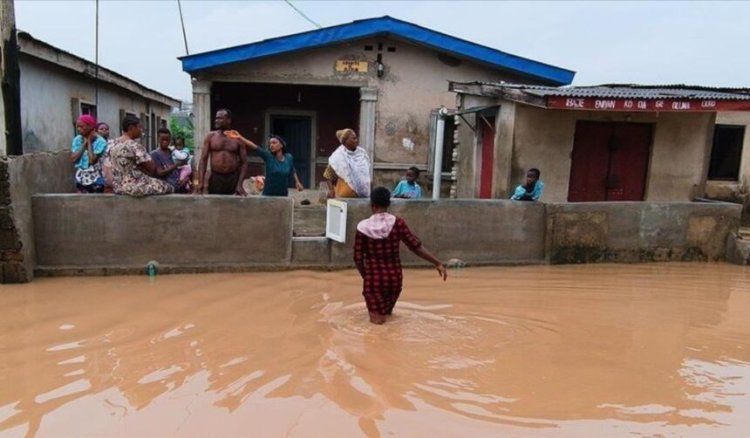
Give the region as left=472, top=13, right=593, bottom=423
left=180, top=16, right=574, bottom=85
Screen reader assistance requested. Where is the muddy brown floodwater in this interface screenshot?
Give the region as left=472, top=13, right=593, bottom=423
left=1, top=264, right=750, bottom=437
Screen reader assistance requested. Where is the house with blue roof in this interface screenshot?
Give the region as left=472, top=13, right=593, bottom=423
left=180, top=16, right=574, bottom=190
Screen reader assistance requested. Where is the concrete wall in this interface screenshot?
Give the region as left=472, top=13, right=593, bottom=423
left=0, top=152, right=74, bottom=282
left=195, top=37, right=546, bottom=179
left=17, top=195, right=744, bottom=278
left=32, top=195, right=293, bottom=273
left=473, top=104, right=716, bottom=203
left=329, top=199, right=547, bottom=266
left=546, top=202, right=741, bottom=263
left=19, top=56, right=174, bottom=153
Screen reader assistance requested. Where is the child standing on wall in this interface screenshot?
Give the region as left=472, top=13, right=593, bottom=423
left=392, top=166, right=423, bottom=199
left=354, top=187, right=447, bottom=325
left=510, top=168, right=544, bottom=201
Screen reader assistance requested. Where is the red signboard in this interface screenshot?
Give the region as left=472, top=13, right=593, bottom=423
left=546, top=96, right=750, bottom=112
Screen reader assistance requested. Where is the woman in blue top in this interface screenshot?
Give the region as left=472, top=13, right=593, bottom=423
left=70, top=114, right=108, bottom=193
left=227, top=131, right=304, bottom=196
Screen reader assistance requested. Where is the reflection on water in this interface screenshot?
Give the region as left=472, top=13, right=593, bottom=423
left=1, top=264, right=750, bottom=436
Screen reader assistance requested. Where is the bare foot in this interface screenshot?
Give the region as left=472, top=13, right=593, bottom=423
left=369, top=312, right=386, bottom=325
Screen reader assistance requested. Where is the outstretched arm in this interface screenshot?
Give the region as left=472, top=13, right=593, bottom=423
left=412, top=246, right=447, bottom=281
left=400, top=219, right=447, bottom=281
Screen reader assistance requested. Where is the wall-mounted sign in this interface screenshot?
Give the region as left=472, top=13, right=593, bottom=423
left=546, top=96, right=750, bottom=112
left=335, top=60, right=368, bottom=73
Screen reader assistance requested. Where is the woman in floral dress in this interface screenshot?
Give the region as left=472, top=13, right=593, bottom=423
left=106, top=115, right=173, bottom=197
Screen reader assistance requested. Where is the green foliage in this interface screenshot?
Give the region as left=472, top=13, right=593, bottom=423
left=169, top=117, right=195, bottom=152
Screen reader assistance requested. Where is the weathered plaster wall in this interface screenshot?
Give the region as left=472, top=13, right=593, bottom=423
left=196, top=37, right=542, bottom=177
left=546, top=202, right=741, bottom=263
left=33, top=195, right=293, bottom=273
left=507, top=107, right=714, bottom=203
left=0, top=152, right=74, bottom=283
left=20, top=194, right=743, bottom=278
left=645, top=112, right=715, bottom=202
left=329, top=199, right=547, bottom=266
left=19, top=56, right=174, bottom=153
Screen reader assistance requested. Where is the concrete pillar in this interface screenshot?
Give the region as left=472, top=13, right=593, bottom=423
left=358, top=87, right=377, bottom=174
left=492, top=102, right=516, bottom=198
left=1, top=0, right=22, bottom=156
left=192, top=79, right=212, bottom=159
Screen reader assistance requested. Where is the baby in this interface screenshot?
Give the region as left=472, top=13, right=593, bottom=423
left=171, top=136, right=192, bottom=192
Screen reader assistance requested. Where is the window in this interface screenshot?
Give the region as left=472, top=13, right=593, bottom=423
left=80, top=102, right=97, bottom=117
left=708, top=125, right=745, bottom=181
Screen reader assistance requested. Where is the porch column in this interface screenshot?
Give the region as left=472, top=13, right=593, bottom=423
left=359, top=87, right=378, bottom=176
left=493, top=102, right=516, bottom=198
left=192, top=79, right=212, bottom=160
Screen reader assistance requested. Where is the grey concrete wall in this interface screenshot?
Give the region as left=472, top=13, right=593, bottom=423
left=20, top=56, right=174, bottom=153
left=0, top=151, right=74, bottom=282
left=32, top=195, right=293, bottom=271
left=22, top=195, right=743, bottom=278
left=330, top=199, right=547, bottom=267
left=546, top=202, right=741, bottom=264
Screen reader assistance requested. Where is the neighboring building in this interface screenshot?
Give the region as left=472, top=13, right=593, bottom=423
left=18, top=31, right=180, bottom=153
left=449, top=82, right=750, bottom=202
left=179, top=16, right=574, bottom=190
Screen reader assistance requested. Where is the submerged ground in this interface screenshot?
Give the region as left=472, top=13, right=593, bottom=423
left=1, top=264, right=749, bottom=437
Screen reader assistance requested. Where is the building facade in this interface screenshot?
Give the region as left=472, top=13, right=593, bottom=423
left=18, top=31, right=180, bottom=154
left=180, top=16, right=574, bottom=190
left=449, top=83, right=750, bottom=204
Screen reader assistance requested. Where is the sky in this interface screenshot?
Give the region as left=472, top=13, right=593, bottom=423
left=14, top=1, right=750, bottom=102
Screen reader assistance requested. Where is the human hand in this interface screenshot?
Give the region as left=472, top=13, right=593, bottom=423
left=174, top=159, right=187, bottom=167
left=295, top=182, right=304, bottom=192
left=235, top=185, right=247, bottom=196
left=436, top=263, right=447, bottom=281
left=224, top=130, right=241, bottom=139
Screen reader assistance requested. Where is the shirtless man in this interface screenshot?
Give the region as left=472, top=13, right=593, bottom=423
left=195, top=109, right=248, bottom=195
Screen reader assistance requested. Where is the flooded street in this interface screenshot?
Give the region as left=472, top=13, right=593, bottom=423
left=1, top=263, right=749, bottom=437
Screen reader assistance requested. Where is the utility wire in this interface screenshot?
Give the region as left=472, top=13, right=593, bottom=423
left=284, top=0, right=322, bottom=29
left=95, top=0, right=99, bottom=109
left=177, top=0, right=190, bottom=55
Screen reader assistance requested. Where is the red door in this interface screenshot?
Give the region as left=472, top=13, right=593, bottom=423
left=568, top=121, right=651, bottom=202
left=479, top=117, right=495, bottom=199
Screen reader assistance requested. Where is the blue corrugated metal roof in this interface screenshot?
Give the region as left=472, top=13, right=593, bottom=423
left=179, top=16, right=575, bottom=85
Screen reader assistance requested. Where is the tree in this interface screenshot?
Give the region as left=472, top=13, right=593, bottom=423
left=170, top=117, right=194, bottom=152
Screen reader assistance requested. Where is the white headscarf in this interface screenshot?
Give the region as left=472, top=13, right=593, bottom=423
left=328, top=145, right=371, bottom=197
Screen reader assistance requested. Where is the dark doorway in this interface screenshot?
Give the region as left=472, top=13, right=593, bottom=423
left=270, top=115, right=313, bottom=187
left=568, top=121, right=652, bottom=202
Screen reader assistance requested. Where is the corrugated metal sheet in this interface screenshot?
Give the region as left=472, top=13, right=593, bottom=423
left=473, top=82, right=750, bottom=101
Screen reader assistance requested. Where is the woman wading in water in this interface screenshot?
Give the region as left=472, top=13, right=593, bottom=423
left=354, top=187, right=447, bottom=324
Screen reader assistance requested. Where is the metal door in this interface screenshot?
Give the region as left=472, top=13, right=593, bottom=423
left=568, top=121, right=651, bottom=202
left=270, top=115, right=313, bottom=187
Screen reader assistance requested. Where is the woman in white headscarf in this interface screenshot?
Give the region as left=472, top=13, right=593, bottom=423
left=323, top=128, right=371, bottom=198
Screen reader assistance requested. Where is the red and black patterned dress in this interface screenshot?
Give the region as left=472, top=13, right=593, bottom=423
left=354, top=216, right=422, bottom=315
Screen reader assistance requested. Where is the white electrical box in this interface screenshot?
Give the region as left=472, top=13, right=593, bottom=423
left=326, top=199, right=348, bottom=243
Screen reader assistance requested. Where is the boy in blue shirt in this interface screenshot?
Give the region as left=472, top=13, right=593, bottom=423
left=393, top=166, right=423, bottom=199
left=510, top=168, right=544, bottom=201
